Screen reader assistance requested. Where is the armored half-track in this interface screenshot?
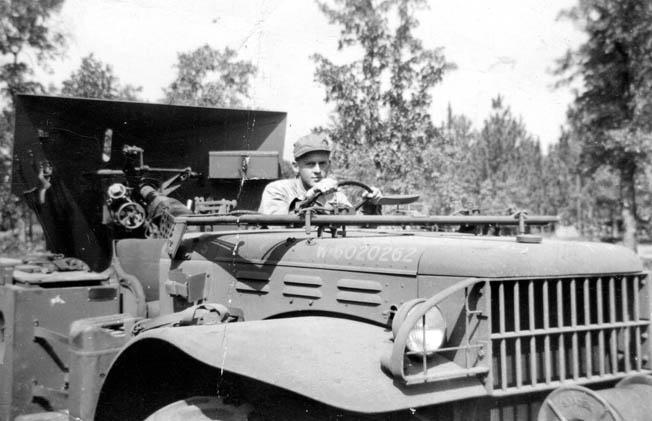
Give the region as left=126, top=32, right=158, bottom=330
left=2, top=95, right=651, bottom=420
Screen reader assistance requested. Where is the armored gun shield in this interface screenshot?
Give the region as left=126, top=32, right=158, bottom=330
left=11, top=95, right=286, bottom=270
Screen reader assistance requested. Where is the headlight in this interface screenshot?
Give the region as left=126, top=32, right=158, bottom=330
left=393, top=299, right=447, bottom=355
left=406, top=306, right=446, bottom=355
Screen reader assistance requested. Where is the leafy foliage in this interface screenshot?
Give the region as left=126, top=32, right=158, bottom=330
left=540, top=131, right=581, bottom=223
left=0, top=0, right=67, bottom=196
left=419, top=105, right=476, bottom=214
left=163, top=45, right=257, bottom=107
left=471, top=97, right=544, bottom=214
left=0, top=0, right=66, bottom=101
left=556, top=0, right=652, bottom=248
left=313, top=0, right=454, bottom=193
left=61, top=54, right=142, bottom=100
left=423, top=98, right=547, bottom=217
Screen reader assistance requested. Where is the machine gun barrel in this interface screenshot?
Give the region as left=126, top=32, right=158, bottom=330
left=96, top=167, right=200, bottom=178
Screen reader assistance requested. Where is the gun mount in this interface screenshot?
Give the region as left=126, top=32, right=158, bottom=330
left=12, top=95, right=286, bottom=270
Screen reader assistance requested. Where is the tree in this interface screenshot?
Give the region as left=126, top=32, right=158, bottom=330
left=313, top=0, right=454, bottom=193
left=163, top=45, right=257, bottom=107
left=0, top=0, right=66, bottom=103
left=468, top=96, right=544, bottom=214
left=556, top=0, right=652, bottom=249
left=61, top=54, right=142, bottom=100
left=540, top=130, right=581, bottom=223
left=421, top=105, right=476, bottom=214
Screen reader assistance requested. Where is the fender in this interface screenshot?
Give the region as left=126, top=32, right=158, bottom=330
left=97, top=316, right=485, bottom=416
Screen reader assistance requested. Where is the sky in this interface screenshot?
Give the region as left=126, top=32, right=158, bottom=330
left=40, top=0, right=583, bottom=159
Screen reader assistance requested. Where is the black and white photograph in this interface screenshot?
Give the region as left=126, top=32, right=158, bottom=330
left=1, top=0, right=651, bottom=420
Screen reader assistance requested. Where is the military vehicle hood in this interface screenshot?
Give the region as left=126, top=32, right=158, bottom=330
left=188, top=230, right=642, bottom=278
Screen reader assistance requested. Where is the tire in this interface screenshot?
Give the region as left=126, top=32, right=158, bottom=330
left=144, top=396, right=253, bottom=421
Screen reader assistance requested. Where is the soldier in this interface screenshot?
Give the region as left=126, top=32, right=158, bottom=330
left=259, top=134, right=381, bottom=215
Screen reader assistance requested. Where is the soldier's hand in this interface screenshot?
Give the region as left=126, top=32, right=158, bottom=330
left=305, top=178, right=338, bottom=200
left=363, top=186, right=382, bottom=204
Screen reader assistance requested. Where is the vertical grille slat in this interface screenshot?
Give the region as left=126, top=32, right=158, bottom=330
left=583, top=278, right=592, bottom=378
left=499, top=282, right=507, bottom=390
left=514, top=282, right=522, bottom=387
left=634, top=276, right=642, bottom=371
left=543, top=279, right=551, bottom=384
left=528, top=281, right=537, bottom=386
left=557, top=280, right=566, bottom=382
left=621, top=276, right=631, bottom=372
left=609, top=277, right=618, bottom=373
left=490, top=274, right=649, bottom=393
left=597, top=277, right=605, bottom=375
left=570, top=278, right=579, bottom=380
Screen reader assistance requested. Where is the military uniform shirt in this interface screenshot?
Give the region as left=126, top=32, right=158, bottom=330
left=258, top=178, right=350, bottom=215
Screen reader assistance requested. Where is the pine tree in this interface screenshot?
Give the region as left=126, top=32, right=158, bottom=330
left=556, top=0, right=652, bottom=249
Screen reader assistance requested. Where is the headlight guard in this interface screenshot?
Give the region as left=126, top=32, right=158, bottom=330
left=382, top=278, right=489, bottom=385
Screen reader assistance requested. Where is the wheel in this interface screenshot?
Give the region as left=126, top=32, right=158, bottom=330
left=308, top=180, right=374, bottom=212
left=335, top=180, right=374, bottom=211
left=144, top=396, right=252, bottom=421
left=116, top=201, right=146, bottom=229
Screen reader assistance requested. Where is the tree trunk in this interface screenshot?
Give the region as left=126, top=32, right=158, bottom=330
left=621, top=166, right=637, bottom=251
left=611, top=207, right=619, bottom=238
left=622, top=204, right=637, bottom=251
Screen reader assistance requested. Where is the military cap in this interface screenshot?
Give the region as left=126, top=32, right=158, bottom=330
left=293, top=133, right=331, bottom=159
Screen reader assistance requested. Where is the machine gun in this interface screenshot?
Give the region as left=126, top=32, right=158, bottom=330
left=97, top=144, right=198, bottom=236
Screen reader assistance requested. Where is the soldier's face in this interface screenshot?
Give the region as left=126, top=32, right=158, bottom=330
left=293, top=151, right=331, bottom=189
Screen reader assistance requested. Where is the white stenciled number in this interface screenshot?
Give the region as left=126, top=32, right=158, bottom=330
left=355, top=245, right=369, bottom=261
left=344, top=247, right=356, bottom=260
left=379, top=247, right=392, bottom=262
left=402, top=247, right=417, bottom=263
left=317, top=245, right=418, bottom=264
left=367, top=246, right=380, bottom=260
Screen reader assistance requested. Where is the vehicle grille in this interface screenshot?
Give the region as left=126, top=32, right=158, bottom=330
left=490, top=274, right=650, bottom=395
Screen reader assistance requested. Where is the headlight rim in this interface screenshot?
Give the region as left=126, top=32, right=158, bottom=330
left=392, top=299, right=447, bottom=355
left=405, top=305, right=446, bottom=355
left=391, top=298, right=425, bottom=337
